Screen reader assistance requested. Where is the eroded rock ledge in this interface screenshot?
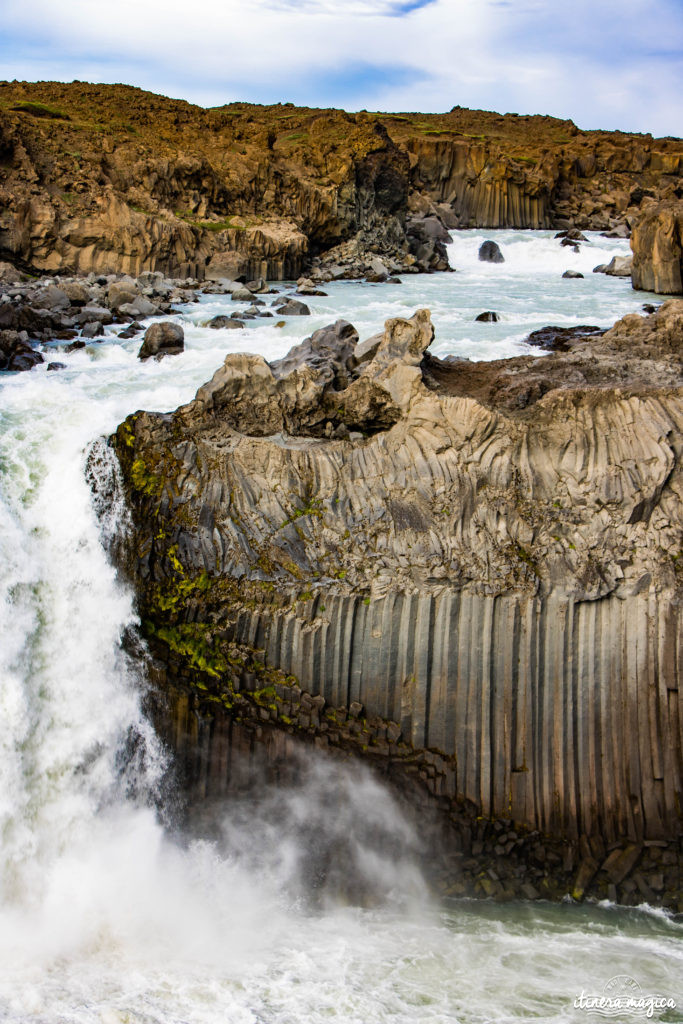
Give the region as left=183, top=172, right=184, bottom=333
left=98, top=304, right=683, bottom=908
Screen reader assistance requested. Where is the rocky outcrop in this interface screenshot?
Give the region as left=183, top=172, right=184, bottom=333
left=1, top=82, right=682, bottom=277
left=0, top=90, right=411, bottom=279
left=404, top=116, right=683, bottom=232
left=631, top=201, right=683, bottom=294
left=406, top=136, right=553, bottom=228
left=97, top=303, right=683, bottom=906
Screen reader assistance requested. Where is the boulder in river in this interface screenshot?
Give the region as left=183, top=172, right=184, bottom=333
left=81, top=321, right=104, bottom=342
left=107, top=278, right=139, bottom=311
left=0, top=329, right=43, bottom=371
left=555, top=229, right=588, bottom=242
left=296, top=278, right=328, bottom=296
left=138, top=321, right=184, bottom=361
left=478, top=240, right=504, bottom=263
left=274, top=298, right=311, bottom=316
left=593, top=255, right=632, bottom=277
left=31, top=285, right=70, bottom=311
left=206, top=315, right=245, bottom=330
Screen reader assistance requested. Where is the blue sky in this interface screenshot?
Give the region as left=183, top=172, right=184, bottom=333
left=1, top=0, right=681, bottom=136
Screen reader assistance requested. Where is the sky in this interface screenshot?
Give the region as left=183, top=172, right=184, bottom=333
left=1, top=0, right=682, bottom=137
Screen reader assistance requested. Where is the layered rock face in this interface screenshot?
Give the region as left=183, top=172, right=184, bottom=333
left=631, top=200, right=683, bottom=294
left=1, top=82, right=682, bottom=278
left=389, top=111, right=682, bottom=232
left=102, top=305, right=683, bottom=901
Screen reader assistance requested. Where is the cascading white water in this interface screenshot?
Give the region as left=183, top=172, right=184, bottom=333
left=0, top=232, right=680, bottom=1023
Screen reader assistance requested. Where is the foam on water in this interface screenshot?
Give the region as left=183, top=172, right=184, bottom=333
left=0, top=232, right=679, bottom=1023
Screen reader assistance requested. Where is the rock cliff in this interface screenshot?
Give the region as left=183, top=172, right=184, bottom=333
left=1, top=82, right=682, bottom=279
left=631, top=200, right=683, bottom=294
left=96, top=303, right=683, bottom=906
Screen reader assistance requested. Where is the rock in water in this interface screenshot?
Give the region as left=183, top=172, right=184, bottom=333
left=555, top=228, right=588, bottom=242
left=274, top=298, right=311, bottom=316
left=478, top=240, right=504, bottom=263
left=100, top=303, right=683, bottom=906
left=475, top=311, right=499, bottom=321
left=296, top=277, right=328, bottom=296
left=206, top=315, right=245, bottom=330
left=592, top=255, right=632, bottom=277
left=138, top=321, right=184, bottom=360
left=0, top=330, right=44, bottom=372
left=562, top=270, right=584, bottom=278
left=81, top=321, right=104, bottom=339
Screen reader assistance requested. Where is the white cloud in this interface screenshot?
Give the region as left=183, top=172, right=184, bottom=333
left=2, top=0, right=681, bottom=135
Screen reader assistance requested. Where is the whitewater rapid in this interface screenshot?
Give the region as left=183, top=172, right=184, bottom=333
left=0, top=231, right=681, bottom=1023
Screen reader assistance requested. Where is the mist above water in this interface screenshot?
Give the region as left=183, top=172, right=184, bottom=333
left=0, top=231, right=679, bottom=1023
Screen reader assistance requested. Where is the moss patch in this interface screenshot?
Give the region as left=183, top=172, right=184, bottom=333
left=12, top=100, right=70, bottom=120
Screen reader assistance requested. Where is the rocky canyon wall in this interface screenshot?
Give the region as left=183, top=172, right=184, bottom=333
left=1, top=83, right=681, bottom=277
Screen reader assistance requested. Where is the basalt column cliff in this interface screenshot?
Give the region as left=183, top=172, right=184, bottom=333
left=95, top=304, right=683, bottom=907
left=1, top=82, right=682, bottom=281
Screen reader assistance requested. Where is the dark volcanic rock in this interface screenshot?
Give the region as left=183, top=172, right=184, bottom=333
left=206, top=315, right=245, bottom=330
left=0, top=330, right=43, bottom=371
left=138, top=321, right=184, bottom=360
left=270, top=320, right=359, bottom=386
left=478, top=240, right=504, bottom=263
left=524, top=324, right=604, bottom=351
left=555, top=228, right=588, bottom=242
left=407, top=217, right=451, bottom=272
left=274, top=298, right=311, bottom=316
left=82, top=321, right=105, bottom=339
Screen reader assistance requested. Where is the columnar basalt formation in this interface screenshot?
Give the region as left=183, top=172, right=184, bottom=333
left=631, top=200, right=683, bottom=294
left=96, top=304, right=683, bottom=905
left=1, top=82, right=682, bottom=278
